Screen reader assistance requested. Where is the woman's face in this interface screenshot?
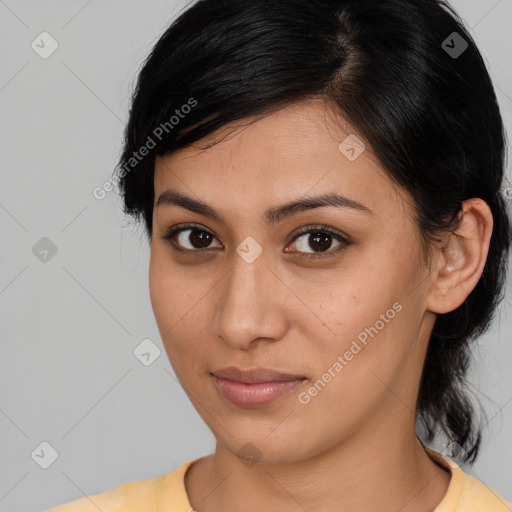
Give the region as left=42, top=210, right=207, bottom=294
left=150, top=98, right=435, bottom=464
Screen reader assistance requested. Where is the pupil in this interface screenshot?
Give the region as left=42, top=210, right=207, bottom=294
left=310, top=232, right=331, bottom=252
left=191, top=230, right=211, bottom=248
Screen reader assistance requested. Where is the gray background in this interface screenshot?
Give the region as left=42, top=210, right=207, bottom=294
left=0, top=1, right=511, bottom=511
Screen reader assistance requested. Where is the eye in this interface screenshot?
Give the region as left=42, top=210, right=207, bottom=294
left=159, top=223, right=351, bottom=258
left=285, top=225, right=351, bottom=258
left=159, top=223, right=222, bottom=252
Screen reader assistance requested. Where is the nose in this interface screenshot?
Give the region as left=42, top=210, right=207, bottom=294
left=212, top=247, right=289, bottom=351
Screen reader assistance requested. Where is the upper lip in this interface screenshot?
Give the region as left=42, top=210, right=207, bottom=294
left=211, top=366, right=307, bottom=384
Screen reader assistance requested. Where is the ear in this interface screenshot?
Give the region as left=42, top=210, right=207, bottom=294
left=426, top=198, right=493, bottom=314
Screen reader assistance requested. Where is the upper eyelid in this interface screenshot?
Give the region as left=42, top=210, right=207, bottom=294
left=163, top=223, right=350, bottom=248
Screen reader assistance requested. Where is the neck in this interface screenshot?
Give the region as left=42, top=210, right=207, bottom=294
left=185, top=410, right=451, bottom=512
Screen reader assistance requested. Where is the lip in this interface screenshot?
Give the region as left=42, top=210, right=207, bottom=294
left=211, top=366, right=307, bottom=383
left=211, top=366, right=307, bottom=408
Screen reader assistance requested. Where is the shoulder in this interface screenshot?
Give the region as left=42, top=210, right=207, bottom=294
left=454, top=471, right=512, bottom=512
left=43, top=459, right=197, bottom=512
left=42, top=474, right=167, bottom=512
left=428, top=450, right=512, bottom=512
left=426, top=448, right=511, bottom=512
left=42, top=459, right=198, bottom=512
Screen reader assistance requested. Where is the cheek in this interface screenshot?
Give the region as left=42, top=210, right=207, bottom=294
left=149, top=250, right=187, bottom=342
left=149, top=245, right=190, bottom=318
left=148, top=251, right=169, bottom=324
left=294, top=251, right=418, bottom=375
left=148, top=252, right=210, bottom=364
left=292, top=266, right=395, bottom=340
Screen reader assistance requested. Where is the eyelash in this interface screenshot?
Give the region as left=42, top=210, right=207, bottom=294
left=158, top=223, right=352, bottom=259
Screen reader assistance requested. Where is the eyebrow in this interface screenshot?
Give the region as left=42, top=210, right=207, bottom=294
left=155, top=189, right=372, bottom=225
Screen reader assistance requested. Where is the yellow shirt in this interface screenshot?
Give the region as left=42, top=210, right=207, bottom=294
left=44, top=448, right=512, bottom=511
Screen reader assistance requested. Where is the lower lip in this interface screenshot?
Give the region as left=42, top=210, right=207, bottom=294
left=213, top=376, right=307, bottom=408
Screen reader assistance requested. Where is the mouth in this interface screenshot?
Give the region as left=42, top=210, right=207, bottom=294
left=210, top=366, right=308, bottom=408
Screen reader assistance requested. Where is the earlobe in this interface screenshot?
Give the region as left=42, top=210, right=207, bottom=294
left=426, top=199, right=493, bottom=315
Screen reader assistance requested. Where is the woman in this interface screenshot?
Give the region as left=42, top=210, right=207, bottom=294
left=47, top=0, right=512, bottom=510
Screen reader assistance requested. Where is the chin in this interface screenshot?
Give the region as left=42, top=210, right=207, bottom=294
left=220, top=435, right=314, bottom=467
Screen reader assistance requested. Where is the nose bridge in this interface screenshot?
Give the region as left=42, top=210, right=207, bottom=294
left=213, top=246, right=287, bottom=349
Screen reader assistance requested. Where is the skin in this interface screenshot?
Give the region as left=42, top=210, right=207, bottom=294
left=149, top=98, right=493, bottom=512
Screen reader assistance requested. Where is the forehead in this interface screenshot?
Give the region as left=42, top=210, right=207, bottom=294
left=153, top=98, right=407, bottom=219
